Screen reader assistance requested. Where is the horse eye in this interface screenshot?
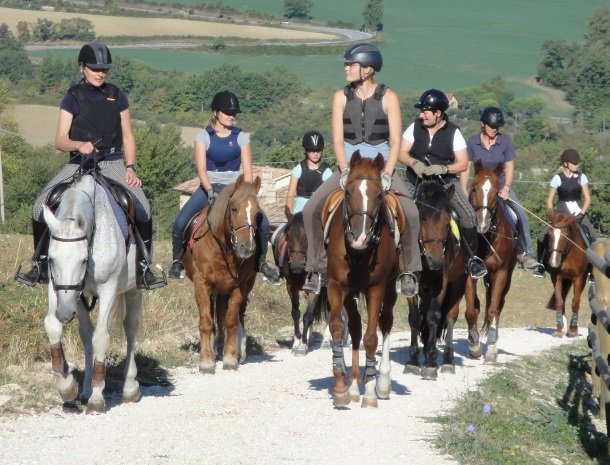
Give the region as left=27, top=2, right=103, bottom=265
left=231, top=206, right=238, bottom=213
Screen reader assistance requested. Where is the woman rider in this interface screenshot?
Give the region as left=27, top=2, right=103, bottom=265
left=166, top=91, right=280, bottom=284
left=15, top=41, right=166, bottom=290
left=302, top=43, right=421, bottom=296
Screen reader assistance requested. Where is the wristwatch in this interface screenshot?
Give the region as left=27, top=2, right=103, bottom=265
left=126, top=164, right=137, bottom=172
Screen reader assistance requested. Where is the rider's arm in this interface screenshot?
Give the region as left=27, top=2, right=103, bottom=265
left=448, top=147, right=469, bottom=175
left=499, top=160, right=514, bottom=200
left=240, top=143, right=253, bottom=183
left=285, top=174, right=298, bottom=216
left=581, top=183, right=591, bottom=215
left=331, top=89, right=349, bottom=172
left=194, top=140, right=212, bottom=192
left=120, top=109, right=141, bottom=187
left=459, top=162, right=470, bottom=196
left=382, top=89, right=402, bottom=175
left=546, top=187, right=557, bottom=211
left=398, top=125, right=416, bottom=166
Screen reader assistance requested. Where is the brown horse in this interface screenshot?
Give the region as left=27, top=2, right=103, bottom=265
left=325, top=152, right=399, bottom=408
left=272, top=212, right=328, bottom=356
left=544, top=210, right=590, bottom=337
left=405, top=181, right=467, bottom=379
left=465, top=161, right=518, bottom=362
left=184, top=175, right=261, bottom=373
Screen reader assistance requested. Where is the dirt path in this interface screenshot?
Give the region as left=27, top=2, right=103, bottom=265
left=0, top=328, right=580, bottom=465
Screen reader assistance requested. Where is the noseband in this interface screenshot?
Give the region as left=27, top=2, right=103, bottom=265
left=49, top=232, right=90, bottom=293
left=343, top=177, right=382, bottom=247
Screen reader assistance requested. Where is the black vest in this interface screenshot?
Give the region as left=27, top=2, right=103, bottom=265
left=296, top=159, right=329, bottom=198
left=68, top=83, right=122, bottom=155
left=557, top=171, right=582, bottom=202
left=343, top=84, right=389, bottom=146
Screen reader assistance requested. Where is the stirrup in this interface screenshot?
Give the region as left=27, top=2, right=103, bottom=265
left=15, top=259, right=41, bottom=287
left=138, top=262, right=167, bottom=290
left=396, top=272, right=418, bottom=297
left=468, top=256, right=488, bottom=279
left=303, top=272, right=325, bottom=295
left=533, top=264, right=546, bottom=278
left=167, top=260, right=184, bottom=279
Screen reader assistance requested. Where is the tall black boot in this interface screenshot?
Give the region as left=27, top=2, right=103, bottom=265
left=256, top=212, right=280, bottom=285
left=135, top=219, right=167, bottom=290
left=533, top=236, right=547, bottom=277
left=167, top=229, right=185, bottom=279
left=463, top=226, right=487, bottom=279
left=15, top=219, right=49, bottom=287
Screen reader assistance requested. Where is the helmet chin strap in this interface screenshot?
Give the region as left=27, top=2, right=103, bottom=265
left=351, top=67, right=375, bottom=87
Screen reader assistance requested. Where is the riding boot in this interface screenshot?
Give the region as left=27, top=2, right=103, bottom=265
left=135, top=219, right=167, bottom=289
left=533, top=238, right=546, bottom=278
left=462, top=226, right=487, bottom=279
left=256, top=213, right=281, bottom=285
left=15, top=219, right=50, bottom=287
left=167, top=229, right=185, bottom=279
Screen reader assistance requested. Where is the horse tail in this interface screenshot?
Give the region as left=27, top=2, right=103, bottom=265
left=313, top=287, right=328, bottom=323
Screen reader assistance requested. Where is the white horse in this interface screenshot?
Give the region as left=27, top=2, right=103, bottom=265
left=42, top=174, right=142, bottom=413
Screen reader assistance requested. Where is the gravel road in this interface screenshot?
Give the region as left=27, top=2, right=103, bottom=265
left=0, top=327, right=580, bottom=465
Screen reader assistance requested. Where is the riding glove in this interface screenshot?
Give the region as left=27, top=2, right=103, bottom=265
left=381, top=171, right=392, bottom=191
left=205, top=187, right=216, bottom=204
left=423, top=164, right=448, bottom=176
left=409, top=159, right=427, bottom=178
left=339, top=168, right=350, bottom=190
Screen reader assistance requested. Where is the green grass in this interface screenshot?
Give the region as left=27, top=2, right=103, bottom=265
left=433, top=341, right=608, bottom=464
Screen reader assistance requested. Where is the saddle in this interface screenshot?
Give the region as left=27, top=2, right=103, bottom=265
left=186, top=205, right=211, bottom=251
left=270, top=223, right=288, bottom=268
left=321, top=189, right=406, bottom=248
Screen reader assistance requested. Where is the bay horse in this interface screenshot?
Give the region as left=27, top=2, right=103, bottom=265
left=465, top=161, right=518, bottom=362
left=325, top=152, right=399, bottom=408
left=184, top=174, right=261, bottom=373
left=42, top=174, right=142, bottom=413
left=405, top=181, right=467, bottom=379
left=272, top=212, right=328, bottom=356
left=544, top=210, right=590, bottom=337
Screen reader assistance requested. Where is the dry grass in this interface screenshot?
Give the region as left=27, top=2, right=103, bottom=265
left=0, top=7, right=334, bottom=40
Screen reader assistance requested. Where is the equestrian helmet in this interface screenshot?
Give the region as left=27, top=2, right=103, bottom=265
left=211, top=91, right=241, bottom=114
left=302, top=131, right=324, bottom=152
left=343, top=43, right=383, bottom=72
left=78, top=42, right=112, bottom=69
left=561, top=148, right=581, bottom=165
left=414, top=89, right=449, bottom=112
left=480, top=106, right=505, bottom=128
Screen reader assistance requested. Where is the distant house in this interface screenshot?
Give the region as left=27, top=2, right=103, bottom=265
left=171, top=166, right=292, bottom=228
left=446, top=92, right=459, bottom=110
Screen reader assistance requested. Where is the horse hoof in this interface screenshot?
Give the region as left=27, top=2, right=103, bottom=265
left=222, top=362, right=238, bottom=371
left=403, top=364, right=421, bottom=375
left=552, top=331, right=564, bottom=338
left=421, top=367, right=438, bottom=380
left=440, top=364, right=455, bottom=374
left=567, top=328, right=578, bottom=338
left=123, top=389, right=140, bottom=404
left=199, top=363, right=216, bottom=374
left=58, top=380, right=79, bottom=403
left=85, top=401, right=106, bottom=414
left=376, top=385, right=391, bottom=399
left=292, top=346, right=307, bottom=357
left=469, top=344, right=481, bottom=359
left=333, top=389, right=351, bottom=407
left=484, top=353, right=498, bottom=363
left=361, top=395, right=378, bottom=408
left=320, top=341, right=331, bottom=350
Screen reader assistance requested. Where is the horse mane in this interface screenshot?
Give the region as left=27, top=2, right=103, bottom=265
left=286, top=211, right=305, bottom=237
left=349, top=152, right=383, bottom=182
left=54, top=176, right=95, bottom=231
left=207, top=176, right=258, bottom=232
left=416, top=181, right=450, bottom=219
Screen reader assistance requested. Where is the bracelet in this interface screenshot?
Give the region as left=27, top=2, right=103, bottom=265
left=126, top=164, right=136, bottom=172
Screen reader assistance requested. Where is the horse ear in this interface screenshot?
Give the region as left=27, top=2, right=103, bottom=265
left=350, top=150, right=362, bottom=168
left=252, top=175, right=261, bottom=193
left=42, top=205, right=60, bottom=232
left=234, top=174, right=244, bottom=190
left=474, top=160, right=483, bottom=173
left=284, top=205, right=293, bottom=221
left=374, top=153, right=385, bottom=171
left=547, top=208, right=555, bottom=221
left=495, top=163, right=504, bottom=177
left=446, top=183, right=456, bottom=199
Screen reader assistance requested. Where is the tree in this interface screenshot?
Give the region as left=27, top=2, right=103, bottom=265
left=16, top=21, right=30, bottom=43
left=362, top=0, right=384, bottom=32
left=51, top=18, right=95, bottom=41
left=283, top=0, right=313, bottom=19
left=0, top=24, right=33, bottom=83
left=31, top=18, right=53, bottom=42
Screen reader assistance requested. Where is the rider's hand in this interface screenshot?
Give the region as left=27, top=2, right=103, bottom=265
left=575, top=213, right=585, bottom=224
left=339, top=168, right=350, bottom=190
left=76, top=141, right=96, bottom=154
left=381, top=171, right=392, bottom=191
left=423, top=164, right=448, bottom=176
left=125, top=166, right=142, bottom=187
left=409, top=159, right=427, bottom=178
left=498, top=185, right=510, bottom=200
left=206, top=188, right=216, bottom=204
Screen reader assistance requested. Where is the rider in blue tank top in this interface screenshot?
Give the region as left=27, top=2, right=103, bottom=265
left=166, top=91, right=280, bottom=284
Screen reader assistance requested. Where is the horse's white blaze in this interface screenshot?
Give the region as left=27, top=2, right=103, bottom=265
left=480, top=178, right=492, bottom=226
left=352, top=179, right=370, bottom=247
left=549, top=227, right=562, bottom=267
left=245, top=199, right=255, bottom=242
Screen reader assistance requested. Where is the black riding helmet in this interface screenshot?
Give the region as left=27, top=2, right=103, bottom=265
left=302, top=131, right=324, bottom=152
left=78, top=42, right=112, bottom=70
left=343, top=43, right=383, bottom=72
left=480, top=106, right=505, bottom=128
left=414, top=89, right=449, bottom=112
left=211, top=91, right=241, bottom=114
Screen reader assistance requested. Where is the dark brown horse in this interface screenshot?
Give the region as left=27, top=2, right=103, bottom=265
left=544, top=210, right=590, bottom=337
left=184, top=175, right=261, bottom=373
left=325, top=152, right=399, bottom=408
left=405, top=181, right=467, bottom=379
left=465, top=161, right=518, bottom=362
left=272, top=212, right=328, bottom=355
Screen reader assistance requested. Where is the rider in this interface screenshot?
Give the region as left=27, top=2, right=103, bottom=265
left=285, top=130, right=332, bottom=217
left=534, top=148, right=599, bottom=277
left=166, top=90, right=281, bottom=284
left=302, top=43, right=421, bottom=296
left=15, top=41, right=166, bottom=290
left=399, top=88, right=487, bottom=280
left=464, top=106, right=539, bottom=270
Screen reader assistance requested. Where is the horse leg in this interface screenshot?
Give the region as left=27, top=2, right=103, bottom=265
left=344, top=295, right=362, bottom=402
left=301, top=292, right=318, bottom=351
left=76, top=298, right=94, bottom=403
left=484, top=270, right=507, bottom=363
left=464, top=278, right=481, bottom=358
left=328, top=282, right=351, bottom=406
left=422, top=289, right=445, bottom=380
left=194, top=276, right=215, bottom=373
left=404, top=296, right=421, bottom=375
left=441, top=315, right=457, bottom=374
left=376, top=286, right=396, bottom=399
left=361, top=287, right=383, bottom=408
left=122, top=290, right=143, bottom=403
left=551, top=273, right=565, bottom=338
left=567, top=275, right=586, bottom=337
left=44, top=291, right=78, bottom=404
left=222, top=289, right=244, bottom=370
left=289, top=282, right=304, bottom=355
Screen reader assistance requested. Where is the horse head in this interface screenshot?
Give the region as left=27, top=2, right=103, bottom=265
left=416, top=181, right=454, bottom=271
left=43, top=179, right=94, bottom=323
left=470, top=161, right=504, bottom=234
left=285, top=212, right=307, bottom=274
left=222, top=174, right=261, bottom=260
left=343, top=151, right=385, bottom=252
left=546, top=210, right=577, bottom=269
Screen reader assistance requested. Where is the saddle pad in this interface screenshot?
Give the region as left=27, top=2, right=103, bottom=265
left=385, top=192, right=406, bottom=234
left=99, top=183, right=128, bottom=241
left=322, top=189, right=344, bottom=244
left=187, top=209, right=209, bottom=251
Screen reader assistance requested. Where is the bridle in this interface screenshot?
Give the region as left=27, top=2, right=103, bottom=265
left=343, top=176, right=382, bottom=248
left=226, top=195, right=257, bottom=252
left=49, top=228, right=90, bottom=293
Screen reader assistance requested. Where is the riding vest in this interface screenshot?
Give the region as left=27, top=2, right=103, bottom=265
left=205, top=126, right=243, bottom=172
left=296, top=159, right=329, bottom=198
left=68, top=82, right=122, bottom=159
left=343, top=84, right=389, bottom=146
left=556, top=171, right=582, bottom=202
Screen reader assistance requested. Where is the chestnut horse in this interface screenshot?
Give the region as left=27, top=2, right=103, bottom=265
left=184, top=175, right=261, bottom=373
left=465, top=161, right=518, bottom=362
left=544, top=210, right=591, bottom=337
left=325, top=152, right=399, bottom=408
left=272, top=212, right=328, bottom=355
left=405, top=181, right=467, bottom=379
